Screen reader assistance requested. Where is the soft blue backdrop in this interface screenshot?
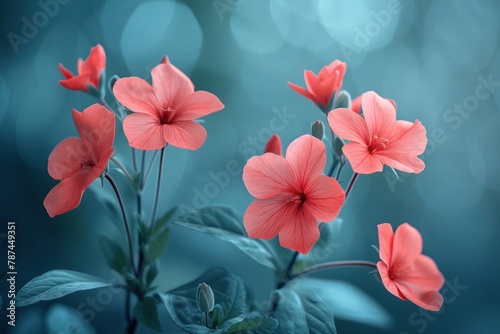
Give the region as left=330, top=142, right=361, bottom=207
left=1, top=0, right=499, bottom=333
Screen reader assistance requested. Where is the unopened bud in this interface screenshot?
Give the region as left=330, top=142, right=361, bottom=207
left=196, top=283, right=214, bottom=313
left=310, top=120, right=325, bottom=140
left=264, top=134, right=282, bottom=155
left=332, top=90, right=351, bottom=110
left=211, top=304, right=223, bottom=328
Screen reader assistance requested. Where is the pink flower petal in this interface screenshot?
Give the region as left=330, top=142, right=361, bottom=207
left=264, top=134, right=282, bottom=155
left=377, top=120, right=427, bottom=173
left=59, top=73, right=93, bottom=91
left=113, top=77, right=159, bottom=116
left=397, top=255, right=445, bottom=291
left=174, top=90, right=224, bottom=121
left=362, top=91, right=396, bottom=139
left=152, top=63, right=194, bottom=108
left=303, top=175, right=345, bottom=222
left=48, top=137, right=88, bottom=180
left=160, top=56, right=195, bottom=91
left=43, top=169, right=100, bottom=218
left=395, top=282, right=444, bottom=311
left=288, top=82, right=316, bottom=102
left=58, top=63, right=74, bottom=79
left=243, top=154, right=293, bottom=199
left=328, top=108, right=369, bottom=144
left=377, top=261, right=406, bottom=300
left=391, top=223, right=423, bottom=270
left=123, top=113, right=165, bottom=150
left=162, top=120, right=207, bottom=150
left=243, top=196, right=292, bottom=240
left=303, top=70, right=317, bottom=94
left=286, top=135, right=326, bottom=188
left=342, top=141, right=384, bottom=174
left=377, top=223, right=394, bottom=265
left=278, top=207, right=320, bottom=254
left=72, top=105, right=115, bottom=161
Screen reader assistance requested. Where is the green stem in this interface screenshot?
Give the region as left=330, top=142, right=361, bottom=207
left=289, top=260, right=378, bottom=280
left=144, top=150, right=159, bottom=182
left=131, top=148, right=138, bottom=173
left=335, top=161, right=345, bottom=180
left=105, top=174, right=137, bottom=276
left=149, top=146, right=166, bottom=233
left=110, top=157, right=133, bottom=182
left=345, top=172, right=359, bottom=200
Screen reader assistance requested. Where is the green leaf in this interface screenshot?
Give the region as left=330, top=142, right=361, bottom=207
left=45, top=304, right=96, bottom=334
left=98, top=235, right=128, bottom=274
left=226, top=317, right=278, bottom=333
left=16, top=270, right=115, bottom=307
left=295, top=278, right=392, bottom=329
left=146, top=226, right=170, bottom=261
left=145, top=262, right=159, bottom=287
left=152, top=206, right=177, bottom=236
left=133, top=296, right=162, bottom=332
left=273, top=287, right=336, bottom=334
left=173, top=206, right=276, bottom=270
left=160, top=267, right=248, bottom=329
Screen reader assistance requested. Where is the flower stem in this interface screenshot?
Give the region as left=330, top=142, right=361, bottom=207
left=105, top=174, right=137, bottom=276
left=131, top=148, right=138, bottom=173
left=149, top=146, right=166, bottom=233
left=144, top=150, right=159, bottom=182
left=289, top=260, right=378, bottom=280
left=345, top=172, right=359, bottom=199
left=335, top=161, right=345, bottom=180
left=110, top=157, right=133, bottom=182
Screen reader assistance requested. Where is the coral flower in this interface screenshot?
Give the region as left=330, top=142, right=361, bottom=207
left=44, top=104, right=115, bottom=218
left=113, top=57, right=224, bottom=150
left=377, top=223, right=445, bottom=311
left=328, top=91, right=427, bottom=174
left=58, top=44, right=106, bottom=93
left=242, top=135, right=345, bottom=254
left=288, top=60, right=346, bottom=110
left=264, top=134, right=282, bottom=155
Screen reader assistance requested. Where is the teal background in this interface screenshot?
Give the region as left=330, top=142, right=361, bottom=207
left=1, top=0, right=499, bottom=333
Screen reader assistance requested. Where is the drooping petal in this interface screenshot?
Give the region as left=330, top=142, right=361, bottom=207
left=72, top=105, right=115, bottom=161
left=377, top=223, right=394, bottom=265
left=43, top=169, right=101, bottom=218
left=59, top=73, right=93, bottom=91
left=303, top=175, right=345, bottom=223
left=362, top=91, right=396, bottom=139
left=113, top=77, right=159, bottom=116
left=397, top=255, right=445, bottom=292
left=243, top=153, right=293, bottom=199
left=342, top=141, right=384, bottom=174
left=152, top=63, right=194, bottom=108
left=328, top=108, right=370, bottom=144
left=48, top=137, right=89, bottom=180
left=377, top=120, right=427, bottom=173
left=395, top=282, right=444, bottom=311
left=278, top=207, right=320, bottom=254
left=174, top=90, right=224, bottom=121
left=390, top=223, right=423, bottom=270
left=123, top=113, right=165, bottom=150
left=286, top=135, right=326, bottom=188
left=243, top=196, right=292, bottom=240
left=162, top=120, right=207, bottom=150
left=288, top=82, right=316, bottom=102
left=377, top=261, right=406, bottom=300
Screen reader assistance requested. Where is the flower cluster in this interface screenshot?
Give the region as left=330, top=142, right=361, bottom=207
left=19, top=46, right=444, bottom=334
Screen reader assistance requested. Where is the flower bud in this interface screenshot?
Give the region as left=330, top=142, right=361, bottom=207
left=196, top=283, right=214, bottom=313
left=211, top=304, right=223, bottom=328
left=264, top=134, right=282, bottom=155
left=332, top=90, right=351, bottom=110
left=310, top=120, right=325, bottom=141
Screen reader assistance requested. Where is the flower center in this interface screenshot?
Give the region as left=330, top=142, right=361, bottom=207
left=368, top=135, right=389, bottom=153
left=289, top=193, right=306, bottom=204
left=388, top=266, right=397, bottom=280
left=80, top=159, right=96, bottom=169
left=160, top=101, right=175, bottom=124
